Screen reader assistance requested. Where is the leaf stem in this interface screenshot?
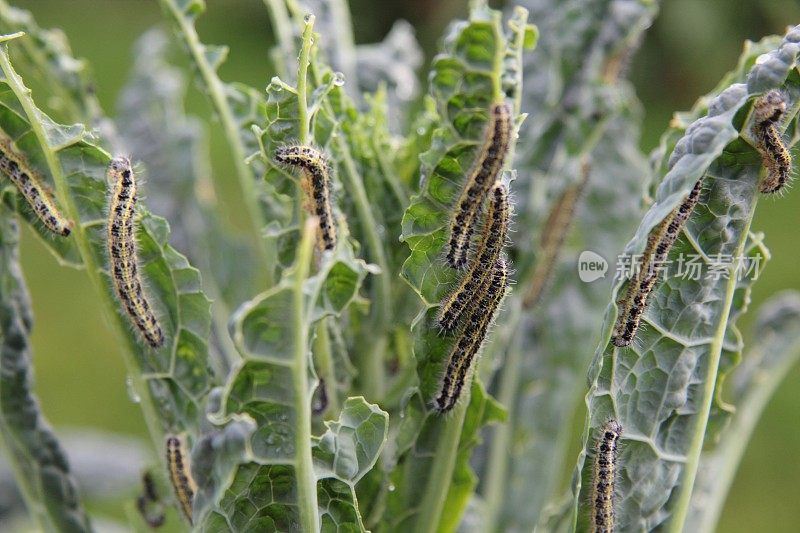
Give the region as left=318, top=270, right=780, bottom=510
left=415, top=401, right=469, bottom=533
left=327, top=0, right=358, bottom=91
left=287, top=7, right=392, bottom=401
left=503, top=7, right=528, bottom=169
left=696, top=338, right=800, bottom=532
left=297, top=15, right=313, bottom=144
left=490, top=11, right=504, bottom=103
left=293, top=217, right=320, bottom=532
left=667, top=198, right=758, bottom=532
left=482, top=303, right=523, bottom=530
left=334, top=139, right=390, bottom=398
left=158, top=0, right=270, bottom=278
left=262, top=0, right=295, bottom=80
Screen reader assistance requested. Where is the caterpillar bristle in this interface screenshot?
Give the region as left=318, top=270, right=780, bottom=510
left=106, top=156, right=164, bottom=349
left=753, top=90, right=793, bottom=194
left=612, top=178, right=703, bottom=347
left=591, top=419, right=622, bottom=533
left=0, top=131, right=72, bottom=236
left=434, top=258, right=508, bottom=413
left=437, top=182, right=509, bottom=332
left=445, top=102, right=512, bottom=269
left=166, top=436, right=196, bottom=525
left=274, top=144, right=336, bottom=251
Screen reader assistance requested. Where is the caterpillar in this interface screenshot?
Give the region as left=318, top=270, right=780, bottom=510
left=591, top=419, right=622, bottom=533
left=612, top=178, right=703, bottom=347
left=166, top=436, right=196, bottom=524
left=142, top=471, right=159, bottom=502
left=136, top=472, right=166, bottom=528
left=523, top=161, right=591, bottom=308
left=437, top=182, right=509, bottom=332
left=106, top=157, right=164, bottom=348
left=274, top=145, right=336, bottom=251
left=446, top=102, right=513, bottom=269
left=753, top=90, right=792, bottom=194
left=0, top=130, right=72, bottom=236
left=434, top=258, right=508, bottom=413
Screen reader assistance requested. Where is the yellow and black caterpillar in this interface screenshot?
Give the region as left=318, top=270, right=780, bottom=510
left=107, top=157, right=164, bottom=348
left=753, top=90, right=792, bottom=194
left=434, top=258, right=508, bottom=412
left=445, top=102, right=512, bottom=269
left=275, top=145, right=337, bottom=251
left=0, top=130, right=72, bottom=236
left=438, top=182, right=509, bottom=332
left=591, top=419, right=622, bottom=533
left=612, top=178, right=703, bottom=348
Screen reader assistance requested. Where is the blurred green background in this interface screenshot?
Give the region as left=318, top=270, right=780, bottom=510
left=8, top=0, right=800, bottom=531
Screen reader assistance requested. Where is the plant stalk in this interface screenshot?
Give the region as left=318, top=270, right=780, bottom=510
left=696, top=338, right=800, bottom=532
left=297, top=15, right=313, bottom=144
left=482, top=303, right=523, bottom=530
left=490, top=11, right=504, bottom=103
left=415, top=399, right=469, bottom=533
left=284, top=6, right=392, bottom=402
left=334, top=140, right=390, bottom=399
left=292, top=217, right=320, bottom=532
left=667, top=197, right=758, bottom=532
left=262, top=0, right=295, bottom=80
left=158, top=0, right=271, bottom=282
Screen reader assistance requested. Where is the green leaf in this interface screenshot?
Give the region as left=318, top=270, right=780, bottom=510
left=314, top=397, right=389, bottom=531
left=193, top=217, right=371, bottom=530
left=256, top=14, right=401, bottom=405
left=686, top=291, right=800, bottom=532
left=192, top=395, right=388, bottom=533
left=388, top=3, right=527, bottom=531
left=0, top=40, right=213, bottom=445
left=0, top=93, right=83, bottom=267
left=0, top=201, right=92, bottom=532
left=189, top=412, right=257, bottom=531
left=570, top=24, right=800, bottom=532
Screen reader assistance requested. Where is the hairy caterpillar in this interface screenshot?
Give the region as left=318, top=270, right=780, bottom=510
left=142, top=471, right=159, bottom=502
left=612, top=178, right=703, bottom=347
left=524, top=161, right=591, bottom=308
left=0, top=130, right=72, bottom=236
left=166, top=436, right=196, bottom=524
left=106, top=157, right=164, bottom=348
left=274, top=145, right=336, bottom=251
left=753, top=90, right=792, bottom=194
left=438, top=182, right=509, bottom=332
left=434, top=258, right=508, bottom=412
left=591, top=419, right=622, bottom=533
left=136, top=472, right=166, bottom=528
left=446, top=102, right=512, bottom=269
